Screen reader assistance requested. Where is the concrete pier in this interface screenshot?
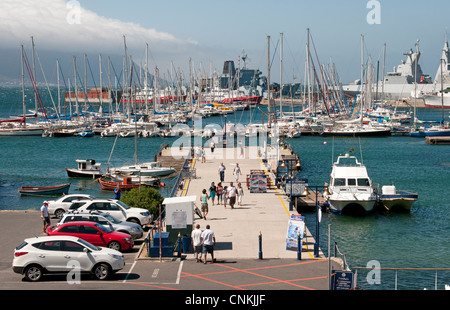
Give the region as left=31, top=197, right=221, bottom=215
left=161, top=145, right=324, bottom=260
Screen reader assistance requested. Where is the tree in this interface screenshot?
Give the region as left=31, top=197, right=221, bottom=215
left=121, top=186, right=164, bottom=221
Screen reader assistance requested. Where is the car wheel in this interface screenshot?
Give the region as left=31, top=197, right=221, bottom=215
left=55, top=209, right=65, bottom=219
left=108, top=241, right=121, bottom=251
left=127, top=218, right=140, bottom=225
left=93, top=263, right=111, bottom=280
left=24, top=265, right=43, bottom=282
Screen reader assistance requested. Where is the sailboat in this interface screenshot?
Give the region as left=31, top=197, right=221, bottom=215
left=411, top=49, right=450, bottom=137
left=106, top=41, right=175, bottom=181
left=0, top=44, right=45, bottom=136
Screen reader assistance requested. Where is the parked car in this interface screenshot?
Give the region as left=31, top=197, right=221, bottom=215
left=68, top=199, right=152, bottom=227
left=58, top=212, right=144, bottom=240
left=47, top=194, right=95, bottom=219
left=47, top=221, right=134, bottom=252
left=12, top=235, right=125, bottom=282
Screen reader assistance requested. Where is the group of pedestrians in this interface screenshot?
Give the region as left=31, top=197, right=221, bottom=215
left=194, top=161, right=247, bottom=264
left=191, top=223, right=216, bottom=264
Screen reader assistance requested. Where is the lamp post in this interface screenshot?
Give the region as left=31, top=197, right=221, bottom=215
left=310, top=185, right=328, bottom=258
left=223, top=114, right=227, bottom=148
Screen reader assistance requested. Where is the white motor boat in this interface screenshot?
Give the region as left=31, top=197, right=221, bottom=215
left=324, top=153, right=377, bottom=215
left=66, top=159, right=103, bottom=179
left=110, top=161, right=175, bottom=177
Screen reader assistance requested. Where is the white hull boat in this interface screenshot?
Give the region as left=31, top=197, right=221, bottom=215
left=324, top=153, right=377, bottom=215
left=109, top=161, right=175, bottom=177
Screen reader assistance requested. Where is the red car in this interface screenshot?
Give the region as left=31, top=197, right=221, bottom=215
left=47, top=221, right=134, bottom=252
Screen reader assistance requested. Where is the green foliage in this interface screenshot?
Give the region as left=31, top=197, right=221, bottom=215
left=121, top=186, right=164, bottom=220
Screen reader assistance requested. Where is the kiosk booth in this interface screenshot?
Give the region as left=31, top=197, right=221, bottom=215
left=163, top=196, right=197, bottom=245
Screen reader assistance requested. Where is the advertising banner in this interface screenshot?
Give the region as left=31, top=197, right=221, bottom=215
left=286, top=214, right=305, bottom=251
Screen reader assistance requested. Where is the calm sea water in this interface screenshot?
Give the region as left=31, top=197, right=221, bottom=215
left=1, top=86, right=449, bottom=290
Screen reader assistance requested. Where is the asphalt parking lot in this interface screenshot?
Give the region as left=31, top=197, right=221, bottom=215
left=0, top=211, right=339, bottom=294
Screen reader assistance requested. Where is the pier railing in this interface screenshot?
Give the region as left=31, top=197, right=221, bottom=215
left=144, top=150, right=192, bottom=258
left=334, top=242, right=349, bottom=270
left=352, top=266, right=450, bottom=290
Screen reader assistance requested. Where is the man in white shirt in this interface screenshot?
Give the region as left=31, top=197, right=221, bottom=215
left=227, top=182, right=237, bottom=209
left=40, top=201, right=51, bottom=235
left=201, top=225, right=216, bottom=264
left=218, top=162, right=226, bottom=182
left=191, top=224, right=203, bottom=262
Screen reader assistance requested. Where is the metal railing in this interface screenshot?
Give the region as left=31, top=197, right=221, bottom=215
left=352, top=266, right=450, bottom=290
left=145, top=150, right=193, bottom=258
left=334, top=242, right=349, bottom=270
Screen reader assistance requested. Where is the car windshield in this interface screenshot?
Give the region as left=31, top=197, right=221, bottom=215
left=76, top=238, right=99, bottom=251
left=95, top=223, right=113, bottom=233
left=116, top=200, right=130, bottom=210
left=102, top=213, right=121, bottom=224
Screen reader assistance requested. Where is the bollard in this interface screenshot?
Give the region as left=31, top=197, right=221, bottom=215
left=177, top=233, right=181, bottom=258
left=297, top=233, right=302, bottom=260
left=258, top=232, right=263, bottom=260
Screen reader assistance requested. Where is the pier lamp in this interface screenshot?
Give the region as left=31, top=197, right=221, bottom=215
left=311, top=185, right=327, bottom=258
left=223, top=114, right=227, bottom=148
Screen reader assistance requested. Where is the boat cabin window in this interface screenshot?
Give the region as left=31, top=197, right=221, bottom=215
left=347, top=179, right=356, bottom=186
left=333, top=178, right=346, bottom=186
left=78, top=162, right=87, bottom=170
left=357, top=178, right=370, bottom=186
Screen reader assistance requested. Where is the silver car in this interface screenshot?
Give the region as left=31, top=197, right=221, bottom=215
left=57, top=212, right=144, bottom=240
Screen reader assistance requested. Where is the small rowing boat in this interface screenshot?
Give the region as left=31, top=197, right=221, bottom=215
left=18, top=183, right=71, bottom=196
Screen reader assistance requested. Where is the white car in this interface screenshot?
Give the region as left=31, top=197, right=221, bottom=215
left=69, top=199, right=152, bottom=227
left=12, top=235, right=125, bottom=282
left=47, top=194, right=95, bottom=219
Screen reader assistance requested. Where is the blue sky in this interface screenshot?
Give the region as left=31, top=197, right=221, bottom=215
left=0, top=0, right=449, bottom=84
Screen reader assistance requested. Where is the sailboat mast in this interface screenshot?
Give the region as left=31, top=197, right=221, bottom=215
left=306, top=28, right=312, bottom=113
left=360, top=35, right=364, bottom=124
left=279, top=32, right=283, bottom=118
left=414, top=41, right=418, bottom=127
left=31, top=37, right=37, bottom=124
left=73, top=56, right=79, bottom=118
left=441, top=57, right=444, bottom=121
left=267, top=35, right=271, bottom=118
left=21, top=45, right=26, bottom=123
left=57, top=59, right=61, bottom=116
left=99, top=54, right=103, bottom=117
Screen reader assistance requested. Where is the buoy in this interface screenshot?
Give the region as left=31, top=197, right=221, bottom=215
left=323, top=141, right=327, bottom=145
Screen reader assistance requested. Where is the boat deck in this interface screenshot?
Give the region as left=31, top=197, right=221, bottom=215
left=426, top=136, right=450, bottom=144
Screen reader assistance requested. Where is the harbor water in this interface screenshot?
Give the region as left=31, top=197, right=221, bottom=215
left=1, top=86, right=449, bottom=290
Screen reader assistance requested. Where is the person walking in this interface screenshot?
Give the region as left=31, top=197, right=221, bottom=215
left=216, top=182, right=223, bottom=205
left=201, top=146, right=206, bottom=163
left=237, top=182, right=244, bottom=206
left=218, top=162, right=226, bottom=182
left=222, top=186, right=228, bottom=208
left=200, top=189, right=209, bottom=220
left=209, top=182, right=217, bottom=206
left=210, top=140, right=215, bottom=153
left=114, top=185, right=121, bottom=200
left=227, top=182, right=237, bottom=209
left=40, top=201, right=51, bottom=235
left=233, top=163, right=241, bottom=182
left=191, top=224, right=203, bottom=262
left=201, top=224, right=216, bottom=264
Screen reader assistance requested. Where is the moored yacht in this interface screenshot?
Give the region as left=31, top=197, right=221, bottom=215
left=324, top=153, right=377, bottom=215
left=66, top=159, right=103, bottom=179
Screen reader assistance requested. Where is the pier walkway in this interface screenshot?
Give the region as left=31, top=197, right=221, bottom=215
left=163, top=145, right=322, bottom=260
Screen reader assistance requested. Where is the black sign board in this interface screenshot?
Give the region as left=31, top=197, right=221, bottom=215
left=331, top=270, right=354, bottom=290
